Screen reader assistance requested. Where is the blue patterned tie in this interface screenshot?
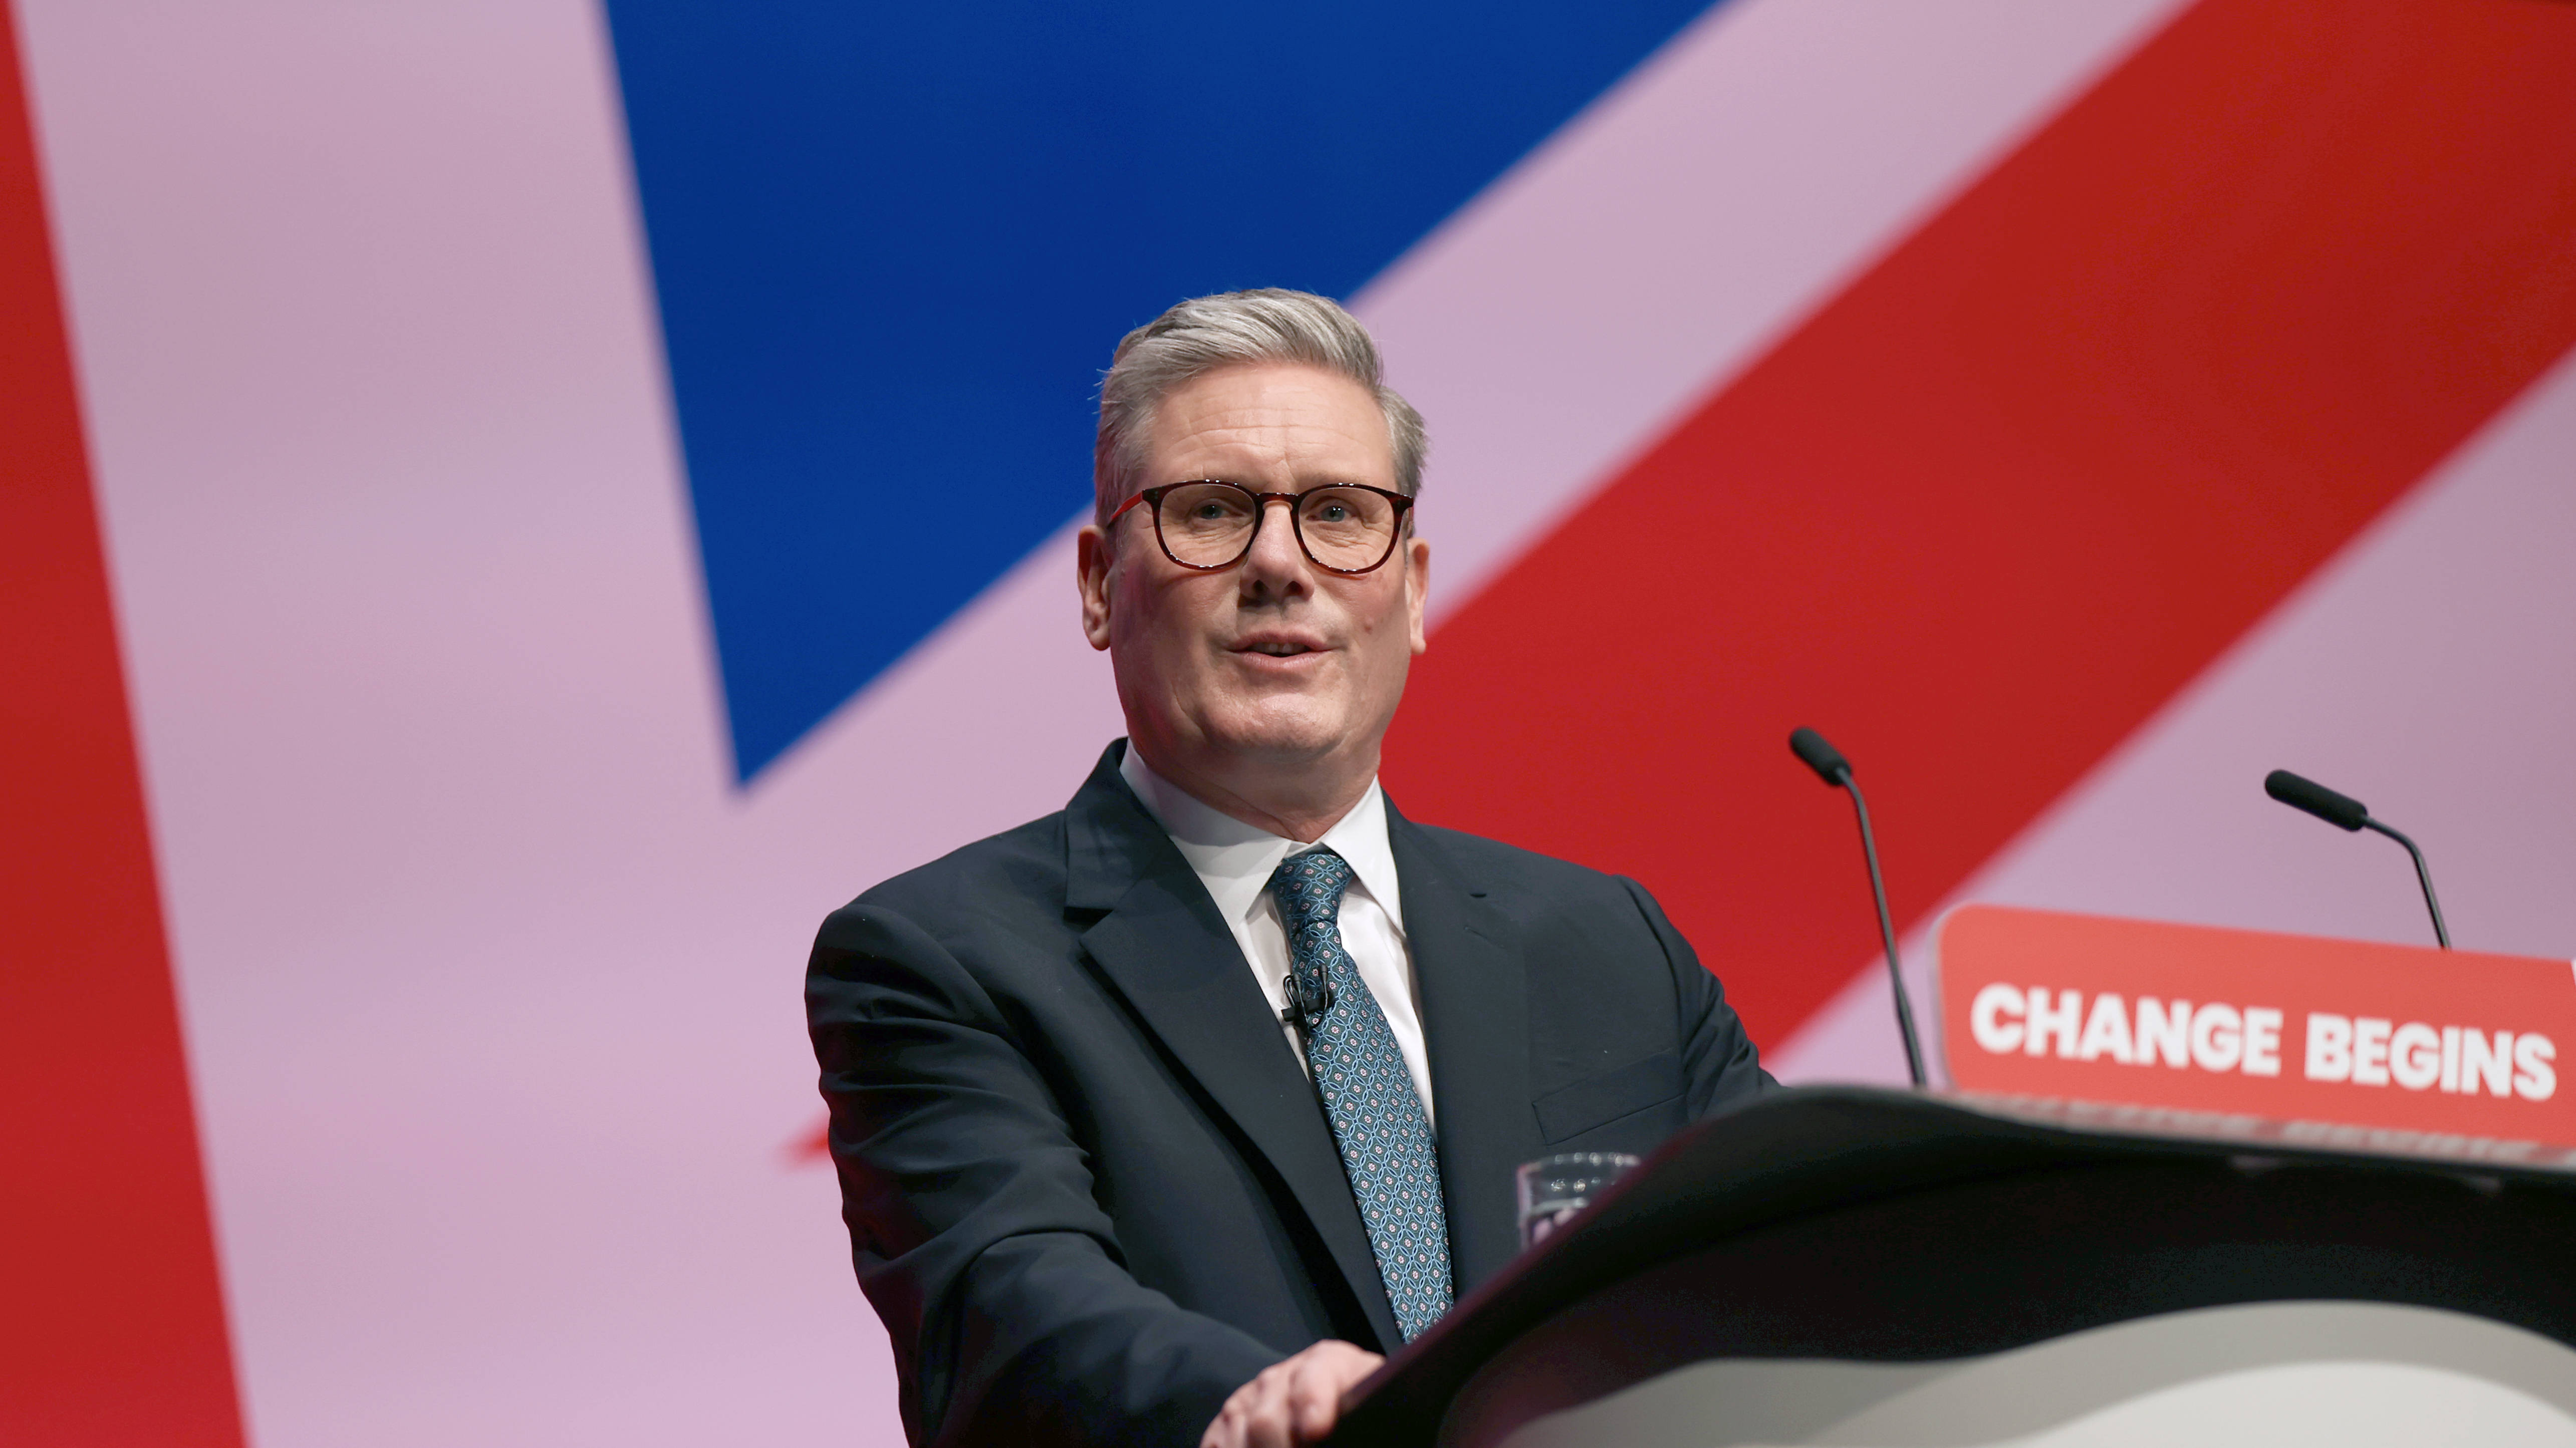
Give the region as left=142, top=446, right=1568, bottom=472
left=1268, top=848, right=1453, bottom=1341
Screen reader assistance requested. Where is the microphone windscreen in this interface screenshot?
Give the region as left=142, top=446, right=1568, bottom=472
left=1789, top=727, right=1851, bottom=785
left=2265, top=769, right=2369, bottom=831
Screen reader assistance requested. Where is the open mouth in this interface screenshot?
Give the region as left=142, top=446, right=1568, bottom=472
left=1241, top=641, right=1315, bottom=657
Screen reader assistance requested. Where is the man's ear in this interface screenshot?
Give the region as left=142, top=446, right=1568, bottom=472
left=1405, top=535, right=1431, bottom=656
left=1077, top=524, right=1115, bottom=652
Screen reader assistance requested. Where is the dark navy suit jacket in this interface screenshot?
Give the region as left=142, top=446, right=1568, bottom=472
left=806, top=741, right=1771, bottom=1446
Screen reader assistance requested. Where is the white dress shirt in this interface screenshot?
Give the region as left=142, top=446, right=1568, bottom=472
left=1119, top=746, right=1436, bottom=1126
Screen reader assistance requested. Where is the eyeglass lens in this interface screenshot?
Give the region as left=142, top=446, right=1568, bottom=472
left=1156, top=483, right=1398, bottom=571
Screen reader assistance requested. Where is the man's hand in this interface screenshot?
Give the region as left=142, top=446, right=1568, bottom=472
left=1200, top=1339, right=1385, bottom=1448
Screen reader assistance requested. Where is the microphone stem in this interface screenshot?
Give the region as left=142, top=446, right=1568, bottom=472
left=2362, top=818, right=2451, bottom=950
left=1842, top=772, right=1927, bottom=1087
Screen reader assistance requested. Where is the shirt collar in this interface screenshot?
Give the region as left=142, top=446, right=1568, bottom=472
left=1119, top=742, right=1405, bottom=935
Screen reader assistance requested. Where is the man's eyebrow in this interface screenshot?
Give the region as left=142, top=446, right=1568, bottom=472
left=1171, top=474, right=1383, bottom=492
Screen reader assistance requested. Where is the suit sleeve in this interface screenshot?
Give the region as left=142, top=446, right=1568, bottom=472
left=808, top=901, right=1281, bottom=1448
left=1617, top=877, right=1778, bottom=1117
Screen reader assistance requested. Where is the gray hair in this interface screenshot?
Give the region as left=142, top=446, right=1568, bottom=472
left=1093, top=288, right=1427, bottom=527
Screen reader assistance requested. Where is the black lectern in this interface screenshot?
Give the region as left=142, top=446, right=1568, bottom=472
left=1329, top=1087, right=2576, bottom=1446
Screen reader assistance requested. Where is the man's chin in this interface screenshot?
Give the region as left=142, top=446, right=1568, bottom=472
left=1195, top=707, right=1352, bottom=763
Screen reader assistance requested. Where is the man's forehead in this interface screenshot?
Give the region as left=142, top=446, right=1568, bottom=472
left=1147, top=363, right=1394, bottom=478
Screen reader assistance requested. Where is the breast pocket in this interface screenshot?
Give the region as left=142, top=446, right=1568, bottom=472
left=1531, top=1049, right=1683, bottom=1144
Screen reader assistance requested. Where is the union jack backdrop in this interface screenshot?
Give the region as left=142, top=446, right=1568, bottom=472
left=5, top=1, right=2573, bottom=1442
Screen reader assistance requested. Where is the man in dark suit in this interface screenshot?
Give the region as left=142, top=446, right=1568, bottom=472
left=808, top=289, right=1771, bottom=1448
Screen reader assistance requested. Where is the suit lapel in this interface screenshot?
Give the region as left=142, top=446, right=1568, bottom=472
left=1065, top=745, right=1402, bottom=1350
left=1388, top=803, right=1542, bottom=1296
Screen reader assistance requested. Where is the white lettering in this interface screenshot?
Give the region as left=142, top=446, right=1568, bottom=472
left=2463, top=1028, right=2514, bottom=1098
left=2077, top=993, right=2135, bottom=1064
left=2514, top=1033, right=2557, bottom=1102
left=2390, top=1022, right=2442, bottom=1091
left=2189, top=1003, right=2243, bottom=1073
left=2026, top=987, right=2082, bottom=1059
left=1970, top=983, right=2024, bottom=1054
left=2353, top=1017, right=2393, bottom=1086
left=2304, top=1013, right=2352, bottom=1081
left=2241, top=1007, right=2283, bottom=1077
left=2135, top=997, right=2192, bottom=1068
left=1965, top=989, right=2552, bottom=1102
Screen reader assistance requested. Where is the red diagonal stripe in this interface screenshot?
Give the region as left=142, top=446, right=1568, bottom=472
left=0, top=5, right=246, bottom=1440
left=1387, top=0, right=2576, bottom=1047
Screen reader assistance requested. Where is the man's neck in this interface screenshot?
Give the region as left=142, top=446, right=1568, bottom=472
left=1126, top=739, right=1373, bottom=844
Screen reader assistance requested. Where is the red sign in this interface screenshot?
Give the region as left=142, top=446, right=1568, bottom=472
left=1936, top=905, right=2576, bottom=1160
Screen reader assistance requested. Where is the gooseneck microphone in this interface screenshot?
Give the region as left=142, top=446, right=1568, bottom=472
left=1789, top=728, right=1927, bottom=1087
left=2263, top=769, right=2452, bottom=950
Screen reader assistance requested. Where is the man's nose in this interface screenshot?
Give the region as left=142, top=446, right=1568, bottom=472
left=1239, top=496, right=1312, bottom=590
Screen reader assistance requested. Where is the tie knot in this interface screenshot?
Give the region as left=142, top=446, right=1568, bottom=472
left=1267, top=848, right=1353, bottom=930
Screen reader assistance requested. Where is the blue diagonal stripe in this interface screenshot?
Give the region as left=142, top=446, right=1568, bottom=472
left=602, top=0, right=1724, bottom=780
